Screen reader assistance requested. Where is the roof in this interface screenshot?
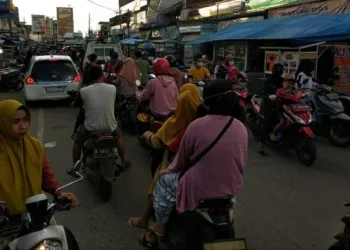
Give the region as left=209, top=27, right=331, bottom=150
left=189, top=14, right=350, bottom=45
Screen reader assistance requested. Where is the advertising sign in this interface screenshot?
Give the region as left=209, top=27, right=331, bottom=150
left=268, top=0, right=350, bottom=18
left=0, top=0, right=10, bottom=12
left=218, top=16, right=264, bottom=30
left=246, top=0, right=298, bottom=10
left=333, top=46, right=350, bottom=95
left=31, top=15, right=45, bottom=34
left=57, top=7, right=73, bottom=37
left=281, top=52, right=299, bottom=77
left=265, top=51, right=281, bottom=74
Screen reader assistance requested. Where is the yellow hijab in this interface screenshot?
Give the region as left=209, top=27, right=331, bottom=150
left=0, top=100, right=44, bottom=214
left=156, top=84, right=200, bottom=146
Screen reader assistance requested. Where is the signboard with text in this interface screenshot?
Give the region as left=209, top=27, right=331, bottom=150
left=218, top=16, right=264, bottom=30
left=31, top=15, right=45, bottom=34
left=57, top=7, right=73, bottom=38
left=245, top=0, right=298, bottom=10
left=268, top=0, right=350, bottom=18
left=333, top=46, right=350, bottom=95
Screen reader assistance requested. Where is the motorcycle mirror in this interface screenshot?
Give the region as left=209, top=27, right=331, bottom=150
left=55, top=171, right=83, bottom=194
left=135, top=80, right=141, bottom=86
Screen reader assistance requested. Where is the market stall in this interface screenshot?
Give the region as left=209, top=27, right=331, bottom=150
left=119, top=37, right=145, bottom=57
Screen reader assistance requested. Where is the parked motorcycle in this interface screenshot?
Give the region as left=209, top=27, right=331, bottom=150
left=166, top=196, right=247, bottom=250
left=310, top=84, right=350, bottom=147
left=0, top=173, right=83, bottom=250
left=328, top=203, right=350, bottom=250
left=0, top=59, right=25, bottom=92
left=247, top=92, right=316, bottom=166
left=68, top=131, right=121, bottom=201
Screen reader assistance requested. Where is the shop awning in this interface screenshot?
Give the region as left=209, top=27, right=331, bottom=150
left=119, top=38, right=145, bottom=45
left=189, top=14, right=350, bottom=44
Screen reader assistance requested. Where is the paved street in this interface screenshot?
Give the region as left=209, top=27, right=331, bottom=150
left=1, top=91, right=350, bottom=249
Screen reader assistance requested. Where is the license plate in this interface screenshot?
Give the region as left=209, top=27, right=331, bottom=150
left=203, top=238, right=247, bottom=250
left=93, top=147, right=118, bottom=158
left=46, top=86, right=65, bottom=93
left=292, top=104, right=310, bottom=109
left=326, top=92, right=339, bottom=100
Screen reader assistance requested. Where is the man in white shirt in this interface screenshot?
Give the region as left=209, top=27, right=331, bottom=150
left=71, top=65, right=129, bottom=169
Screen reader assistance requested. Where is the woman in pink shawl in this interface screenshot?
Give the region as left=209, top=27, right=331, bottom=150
left=144, top=80, right=248, bottom=245
left=114, top=57, right=141, bottom=97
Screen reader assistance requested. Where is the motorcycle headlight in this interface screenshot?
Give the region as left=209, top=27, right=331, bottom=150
left=34, top=240, right=62, bottom=250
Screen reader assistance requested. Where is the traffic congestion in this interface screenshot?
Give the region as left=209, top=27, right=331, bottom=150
left=0, top=42, right=349, bottom=249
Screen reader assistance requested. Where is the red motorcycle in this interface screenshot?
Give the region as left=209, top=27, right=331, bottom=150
left=247, top=91, right=317, bottom=166
left=232, top=81, right=248, bottom=107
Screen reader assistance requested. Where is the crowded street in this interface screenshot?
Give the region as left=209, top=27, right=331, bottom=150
left=1, top=90, right=349, bottom=249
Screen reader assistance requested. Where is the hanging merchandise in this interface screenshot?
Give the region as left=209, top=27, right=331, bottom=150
left=281, top=51, right=299, bottom=77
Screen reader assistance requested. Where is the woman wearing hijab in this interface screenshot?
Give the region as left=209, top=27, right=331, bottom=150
left=128, top=84, right=200, bottom=247
left=115, top=57, right=141, bottom=97
left=0, top=100, right=79, bottom=246
left=143, top=80, right=247, bottom=245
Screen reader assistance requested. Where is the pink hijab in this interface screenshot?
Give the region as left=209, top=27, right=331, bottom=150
left=121, top=57, right=141, bottom=85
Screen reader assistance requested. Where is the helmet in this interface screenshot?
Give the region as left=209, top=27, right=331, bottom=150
left=164, top=55, right=176, bottom=67
left=153, top=58, right=170, bottom=75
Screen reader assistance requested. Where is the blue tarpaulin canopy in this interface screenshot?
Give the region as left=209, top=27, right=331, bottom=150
left=189, top=14, right=350, bottom=45
left=119, top=38, right=145, bottom=45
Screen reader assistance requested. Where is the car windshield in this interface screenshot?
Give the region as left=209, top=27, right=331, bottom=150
left=31, top=60, right=76, bottom=81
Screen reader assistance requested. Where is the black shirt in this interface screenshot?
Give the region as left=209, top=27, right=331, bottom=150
left=264, top=75, right=284, bottom=96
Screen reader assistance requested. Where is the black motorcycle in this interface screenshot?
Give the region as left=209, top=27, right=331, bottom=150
left=68, top=131, right=122, bottom=201
left=328, top=203, right=350, bottom=250
left=166, top=196, right=247, bottom=250
left=117, top=95, right=139, bottom=134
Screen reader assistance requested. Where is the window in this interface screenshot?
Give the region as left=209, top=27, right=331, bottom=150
left=31, top=60, right=77, bottom=81
left=94, top=48, right=104, bottom=57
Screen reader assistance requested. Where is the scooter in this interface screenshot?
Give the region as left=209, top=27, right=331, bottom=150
left=166, top=196, right=247, bottom=250
left=328, top=202, right=350, bottom=250
left=232, top=81, right=248, bottom=108
left=0, top=173, right=83, bottom=250
left=247, top=92, right=317, bottom=166
left=310, top=85, right=350, bottom=147
left=68, top=131, right=122, bottom=201
left=117, top=95, right=139, bottom=134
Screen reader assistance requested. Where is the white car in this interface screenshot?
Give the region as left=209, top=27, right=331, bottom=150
left=24, top=55, right=81, bottom=105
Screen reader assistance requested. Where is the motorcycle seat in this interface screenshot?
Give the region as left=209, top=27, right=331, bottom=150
left=90, top=130, right=116, bottom=138
left=197, top=196, right=235, bottom=209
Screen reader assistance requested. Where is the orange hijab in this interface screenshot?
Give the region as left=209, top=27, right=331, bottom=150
left=121, top=57, right=141, bottom=86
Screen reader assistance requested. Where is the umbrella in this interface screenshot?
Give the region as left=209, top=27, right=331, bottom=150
left=137, top=42, right=155, bottom=49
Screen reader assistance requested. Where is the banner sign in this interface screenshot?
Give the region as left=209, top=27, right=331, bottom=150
left=57, top=7, right=74, bottom=37
left=31, top=15, right=45, bottom=34
left=0, top=0, right=9, bottom=12
left=246, top=0, right=298, bottom=10
left=268, top=0, right=350, bottom=18
left=218, top=16, right=264, bottom=30
left=333, top=46, right=350, bottom=95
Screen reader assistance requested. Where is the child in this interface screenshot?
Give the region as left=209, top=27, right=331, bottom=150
left=270, top=76, right=297, bottom=141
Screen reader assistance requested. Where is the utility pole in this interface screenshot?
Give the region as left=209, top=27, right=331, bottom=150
left=88, top=13, right=91, bottom=38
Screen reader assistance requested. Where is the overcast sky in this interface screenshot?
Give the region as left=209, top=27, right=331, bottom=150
left=14, top=0, right=119, bottom=34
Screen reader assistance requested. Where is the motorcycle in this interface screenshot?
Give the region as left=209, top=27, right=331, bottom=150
left=232, top=81, right=248, bottom=108
left=117, top=95, right=139, bottom=134
left=68, top=131, right=121, bottom=201
left=0, top=173, right=83, bottom=250
left=247, top=92, right=317, bottom=166
left=166, top=196, right=247, bottom=250
left=0, top=59, right=25, bottom=92
left=328, top=203, right=350, bottom=250
left=309, top=84, right=350, bottom=147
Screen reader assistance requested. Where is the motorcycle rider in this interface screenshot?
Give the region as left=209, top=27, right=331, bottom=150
left=165, top=55, right=185, bottom=90
left=188, top=54, right=211, bottom=83
left=136, top=58, right=179, bottom=120
left=270, top=76, right=298, bottom=141
left=70, top=65, right=129, bottom=170
left=257, top=63, right=284, bottom=154
left=216, top=54, right=234, bottom=80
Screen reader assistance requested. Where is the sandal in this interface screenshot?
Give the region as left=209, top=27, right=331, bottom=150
left=139, top=230, right=158, bottom=249
left=148, top=224, right=164, bottom=237
left=128, top=217, right=149, bottom=230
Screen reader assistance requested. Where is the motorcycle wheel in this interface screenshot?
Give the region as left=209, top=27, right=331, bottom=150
left=295, top=136, right=316, bottom=166
left=99, top=177, right=112, bottom=201
left=328, top=123, right=350, bottom=148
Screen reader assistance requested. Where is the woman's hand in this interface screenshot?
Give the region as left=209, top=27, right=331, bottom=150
left=61, top=193, right=80, bottom=207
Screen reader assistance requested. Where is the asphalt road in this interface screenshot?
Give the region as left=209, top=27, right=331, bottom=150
left=1, top=91, right=350, bottom=249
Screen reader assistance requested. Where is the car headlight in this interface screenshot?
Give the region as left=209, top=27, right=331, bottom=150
left=34, top=240, right=62, bottom=250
